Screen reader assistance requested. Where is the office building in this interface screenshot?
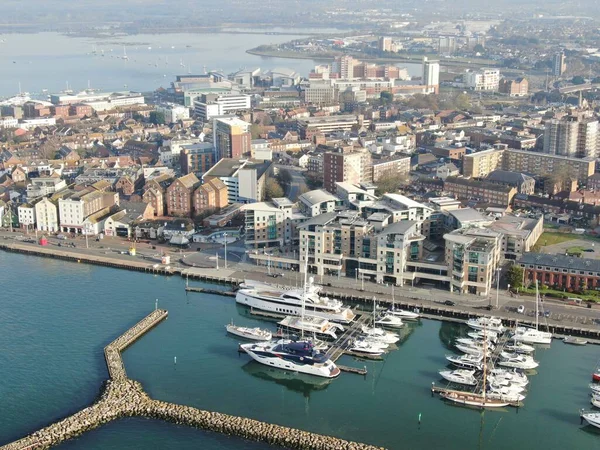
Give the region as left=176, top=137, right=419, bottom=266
left=553, top=52, right=567, bottom=77
left=324, top=149, right=372, bottom=194
left=464, top=68, right=500, bottom=91
left=213, top=117, right=252, bottom=161
left=155, top=103, right=190, bottom=123
left=543, top=115, right=599, bottom=158
left=194, top=93, right=251, bottom=122
left=304, top=80, right=338, bottom=105
left=422, top=57, right=440, bottom=94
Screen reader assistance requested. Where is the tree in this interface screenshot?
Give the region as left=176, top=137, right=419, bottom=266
left=264, top=178, right=284, bottom=200
left=506, top=265, right=523, bottom=290
left=374, top=172, right=408, bottom=196
left=276, top=169, right=292, bottom=186
left=380, top=91, right=393, bottom=105
left=473, top=44, right=485, bottom=54
left=149, top=111, right=166, bottom=125
left=571, top=76, right=586, bottom=85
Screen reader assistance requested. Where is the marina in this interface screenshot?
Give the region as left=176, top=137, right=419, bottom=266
left=4, top=251, right=600, bottom=449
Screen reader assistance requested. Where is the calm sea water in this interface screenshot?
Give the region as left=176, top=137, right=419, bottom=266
left=1, top=251, right=600, bottom=450
left=0, top=32, right=421, bottom=97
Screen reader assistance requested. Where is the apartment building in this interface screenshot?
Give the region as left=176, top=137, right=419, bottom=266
left=485, top=170, right=535, bottom=195
left=422, top=57, right=440, bottom=94
left=203, top=158, right=272, bottom=204
left=243, top=197, right=297, bottom=248
left=444, top=177, right=517, bottom=207
left=499, top=78, right=528, bottom=97
left=543, top=115, right=599, bottom=159
left=463, top=148, right=504, bottom=178
left=17, top=203, right=36, bottom=230
left=323, top=148, right=372, bottom=194
left=166, top=173, right=201, bottom=217
left=297, top=115, right=366, bottom=140
left=553, top=52, right=566, bottom=77
left=503, top=148, right=594, bottom=184
left=371, top=155, right=411, bottom=181
left=34, top=196, right=60, bottom=232
left=298, top=189, right=340, bottom=217
left=444, top=228, right=502, bottom=296
left=304, top=80, right=338, bottom=105
left=213, top=117, right=252, bottom=161
left=192, top=178, right=228, bottom=214
left=58, top=189, right=119, bottom=233
left=519, top=253, right=600, bottom=291
left=464, top=68, right=500, bottom=91
left=489, top=215, right=543, bottom=260
left=179, top=143, right=215, bottom=176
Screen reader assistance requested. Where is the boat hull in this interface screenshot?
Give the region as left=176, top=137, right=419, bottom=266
left=226, top=326, right=271, bottom=341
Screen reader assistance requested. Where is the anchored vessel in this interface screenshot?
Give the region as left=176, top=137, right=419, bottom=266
left=240, top=340, right=341, bottom=378
left=226, top=323, right=272, bottom=341
left=236, top=278, right=355, bottom=323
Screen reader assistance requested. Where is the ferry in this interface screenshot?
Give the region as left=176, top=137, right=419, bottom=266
left=236, top=278, right=355, bottom=324
left=239, top=340, right=340, bottom=378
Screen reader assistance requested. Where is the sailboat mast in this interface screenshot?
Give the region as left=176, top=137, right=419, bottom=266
left=301, top=240, right=309, bottom=339
left=535, top=280, right=539, bottom=331
left=482, top=322, right=487, bottom=402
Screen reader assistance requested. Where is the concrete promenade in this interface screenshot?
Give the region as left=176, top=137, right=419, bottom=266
left=1, top=309, right=384, bottom=450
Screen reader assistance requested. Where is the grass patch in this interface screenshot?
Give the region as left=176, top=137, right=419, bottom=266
left=566, top=246, right=584, bottom=256
left=521, top=285, right=600, bottom=302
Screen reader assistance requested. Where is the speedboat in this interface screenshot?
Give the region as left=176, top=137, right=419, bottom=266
left=361, top=326, right=399, bottom=344
left=592, top=394, right=600, bottom=409
left=504, top=341, right=535, bottom=354
left=594, top=372, right=600, bottom=382
left=498, top=353, right=539, bottom=370
left=590, top=383, right=600, bottom=395
left=375, top=314, right=404, bottom=329
left=564, top=336, right=587, bottom=346
left=488, top=378, right=526, bottom=394
left=358, top=336, right=390, bottom=349
left=512, top=326, right=552, bottom=345
left=240, top=339, right=340, bottom=378
left=456, top=338, right=495, bottom=350
left=349, top=340, right=386, bottom=356
left=439, top=369, right=478, bottom=386
left=387, top=308, right=420, bottom=320
left=581, top=411, right=600, bottom=428
left=466, top=317, right=505, bottom=334
left=446, top=354, right=484, bottom=370
left=467, top=331, right=498, bottom=343
left=226, top=323, right=272, bottom=341
left=278, top=315, right=343, bottom=340
left=236, top=278, right=355, bottom=323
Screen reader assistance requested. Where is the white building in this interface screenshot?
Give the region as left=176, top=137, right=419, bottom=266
left=422, top=57, right=440, bottom=94
left=0, top=117, right=18, bottom=128
left=193, top=93, right=252, bottom=122
left=26, top=177, right=67, bottom=201
left=155, top=103, right=190, bottom=124
left=464, top=69, right=500, bottom=91
left=35, top=197, right=59, bottom=232
left=19, top=118, right=56, bottom=130
left=305, top=80, right=338, bottom=105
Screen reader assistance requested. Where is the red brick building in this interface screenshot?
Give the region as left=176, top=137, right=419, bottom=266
left=519, top=253, right=600, bottom=291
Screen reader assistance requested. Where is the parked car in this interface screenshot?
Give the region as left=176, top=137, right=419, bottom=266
left=57, top=234, right=67, bottom=240
left=517, top=305, right=525, bottom=314
left=443, top=300, right=456, bottom=306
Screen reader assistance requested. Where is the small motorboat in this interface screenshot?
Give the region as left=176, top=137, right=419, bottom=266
left=486, top=388, right=525, bottom=403
left=504, top=341, right=535, bottom=354
left=467, top=331, right=497, bottom=343
left=446, top=354, right=484, bottom=370
left=488, top=377, right=526, bottom=394
left=592, top=394, right=600, bottom=409
left=590, top=383, right=600, bottom=395
left=375, top=313, right=404, bottom=329
left=564, top=336, right=588, bottom=346
left=498, top=353, right=539, bottom=370
left=349, top=340, right=385, bottom=356
left=387, top=308, right=420, bottom=320
left=489, top=369, right=528, bottom=387
left=226, top=323, right=272, bottom=341
left=455, top=344, right=486, bottom=357
left=361, top=326, right=399, bottom=344
left=581, top=411, right=600, bottom=428
left=593, top=372, right=600, bottom=382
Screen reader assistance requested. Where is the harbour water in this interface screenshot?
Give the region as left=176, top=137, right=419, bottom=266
left=2, top=251, right=600, bottom=449
left=0, top=32, right=422, bottom=98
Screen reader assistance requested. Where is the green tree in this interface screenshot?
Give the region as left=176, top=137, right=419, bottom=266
left=149, top=111, right=166, bottom=125
left=375, top=172, right=408, bottom=196
left=506, top=265, right=524, bottom=290
left=571, top=76, right=586, bottom=85
left=380, top=91, right=393, bottom=105
left=264, top=178, right=284, bottom=200
left=473, top=44, right=485, bottom=54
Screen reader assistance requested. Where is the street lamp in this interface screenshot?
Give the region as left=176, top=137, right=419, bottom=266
left=223, top=232, right=228, bottom=269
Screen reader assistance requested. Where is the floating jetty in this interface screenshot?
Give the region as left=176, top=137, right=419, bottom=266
left=1, top=308, right=384, bottom=450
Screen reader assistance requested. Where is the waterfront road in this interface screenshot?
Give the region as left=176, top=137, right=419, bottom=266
left=2, top=230, right=600, bottom=328
left=284, top=168, right=308, bottom=201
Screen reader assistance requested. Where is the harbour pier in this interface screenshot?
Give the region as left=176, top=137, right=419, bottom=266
left=1, top=309, right=384, bottom=450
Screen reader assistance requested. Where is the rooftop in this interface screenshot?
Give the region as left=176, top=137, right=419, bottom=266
left=519, top=253, right=600, bottom=272
left=299, top=189, right=338, bottom=207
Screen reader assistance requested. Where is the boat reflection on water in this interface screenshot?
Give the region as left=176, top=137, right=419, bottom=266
left=241, top=361, right=333, bottom=397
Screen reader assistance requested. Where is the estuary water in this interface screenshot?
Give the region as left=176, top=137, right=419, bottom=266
left=1, top=251, right=599, bottom=449
left=0, top=32, right=422, bottom=98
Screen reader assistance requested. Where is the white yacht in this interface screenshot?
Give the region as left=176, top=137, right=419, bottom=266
left=581, top=411, right=600, bottom=429
left=488, top=378, right=526, bottom=394
left=236, top=278, right=355, bottom=323
left=375, top=314, right=404, bottom=329
left=489, top=369, right=528, bottom=387
left=358, top=337, right=390, bottom=350
left=361, top=325, right=399, bottom=344
left=486, top=388, right=525, bottom=403
left=468, top=330, right=498, bottom=343
left=439, top=369, right=478, bottom=386
left=350, top=340, right=386, bottom=356
left=466, top=317, right=505, bottom=334
left=590, top=383, right=600, bottom=395
left=504, top=341, right=535, bottom=354
left=455, top=344, right=486, bottom=357
left=456, top=338, right=496, bottom=349
left=240, top=339, right=340, bottom=378
left=278, top=315, right=343, bottom=340
left=498, top=353, right=539, bottom=370
left=387, top=308, right=420, bottom=320
left=225, top=323, right=272, bottom=341
left=446, top=354, right=484, bottom=370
